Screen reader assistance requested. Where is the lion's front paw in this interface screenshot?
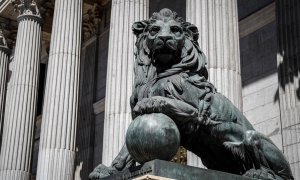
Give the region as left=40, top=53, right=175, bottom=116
left=243, top=168, right=277, bottom=180
left=89, top=164, right=118, bottom=180
left=133, top=97, right=167, bottom=115
left=89, top=171, right=105, bottom=180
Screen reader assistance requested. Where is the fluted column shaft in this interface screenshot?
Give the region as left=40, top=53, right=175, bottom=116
left=0, top=35, right=9, bottom=141
left=276, top=0, right=300, bottom=179
left=186, top=0, right=242, bottom=167
left=36, top=0, right=83, bottom=179
left=102, top=0, right=149, bottom=166
left=0, top=8, right=42, bottom=180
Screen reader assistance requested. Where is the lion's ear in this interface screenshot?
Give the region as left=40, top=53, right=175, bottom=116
left=187, top=24, right=199, bottom=42
left=132, top=21, right=148, bottom=36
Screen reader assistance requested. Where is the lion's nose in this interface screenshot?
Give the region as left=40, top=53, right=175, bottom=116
left=158, top=36, right=173, bottom=43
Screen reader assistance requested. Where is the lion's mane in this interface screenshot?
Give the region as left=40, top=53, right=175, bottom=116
left=130, top=9, right=208, bottom=107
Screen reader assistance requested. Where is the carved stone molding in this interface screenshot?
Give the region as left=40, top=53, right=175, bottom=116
left=39, top=0, right=54, bottom=18
left=0, top=20, right=18, bottom=49
left=82, top=3, right=101, bottom=42
left=0, top=29, right=9, bottom=52
left=11, top=0, right=42, bottom=22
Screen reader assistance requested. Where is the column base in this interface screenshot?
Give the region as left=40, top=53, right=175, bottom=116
left=36, top=148, right=75, bottom=180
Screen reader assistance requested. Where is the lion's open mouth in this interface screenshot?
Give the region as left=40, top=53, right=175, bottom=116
left=154, top=46, right=175, bottom=56
left=158, top=48, right=174, bottom=54
left=153, top=47, right=177, bottom=65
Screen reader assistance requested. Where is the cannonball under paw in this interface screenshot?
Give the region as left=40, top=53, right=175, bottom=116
left=126, top=113, right=180, bottom=164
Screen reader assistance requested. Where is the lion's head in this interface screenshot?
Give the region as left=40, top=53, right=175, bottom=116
left=131, top=8, right=208, bottom=106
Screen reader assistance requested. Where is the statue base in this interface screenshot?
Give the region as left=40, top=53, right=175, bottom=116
left=102, top=160, right=254, bottom=180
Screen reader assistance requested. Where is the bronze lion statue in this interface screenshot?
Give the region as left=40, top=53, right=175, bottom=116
left=90, top=9, right=294, bottom=180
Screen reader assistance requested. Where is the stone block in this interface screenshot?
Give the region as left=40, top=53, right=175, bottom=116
left=262, top=84, right=279, bottom=104
left=282, top=125, right=300, bottom=146
left=103, top=160, right=254, bottom=180
left=290, top=162, right=300, bottom=180
left=244, top=101, right=280, bottom=125
left=284, top=143, right=300, bottom=164
left=281, top=109, right=300, bottom=128
left=254, top=117, right=281, bottom=135
left=243, top=83, right=278, bottom=112
left=243, top=89, right=266, bottom=112
left=253, top=116, right=283, bottom=149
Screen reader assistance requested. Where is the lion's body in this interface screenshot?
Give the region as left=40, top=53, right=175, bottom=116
left=137, top=73, right=293, bottom=178
left=129, top=9, right=293, bottom=179
left=133, top=73, right=254, bottom=173
left=89, top=9, right=294, bottom=180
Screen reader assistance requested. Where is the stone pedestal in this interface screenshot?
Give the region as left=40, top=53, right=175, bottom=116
left=276, top=0, right=300, bottom=179
left=102, top=0, right=149, bottom=166
left=0, top=1, right=42, bottom=179
left=102, top=160, right=253, bottom=180
left=186, top=0, right=242, bottom=168
left=36, top=0, right=83, bottom=179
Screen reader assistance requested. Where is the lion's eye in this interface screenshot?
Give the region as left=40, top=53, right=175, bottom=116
left=171, top=26, right=181, bottom=33
left=150, top=26, right=160, bottom=34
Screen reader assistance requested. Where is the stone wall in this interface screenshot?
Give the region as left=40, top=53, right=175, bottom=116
left=238, top=0, right=274, bottom=20
left=240, top=21, right=283, bottom=149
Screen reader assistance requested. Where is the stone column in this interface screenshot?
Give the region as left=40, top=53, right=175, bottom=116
left=36, top=0, right=83, bottom=179
left=276, top=0, right=300, bottom=179
left=0, top=30, right=9, bottom=139
left=186, top=0, right=242, bottom=167
left=102, top=0, right=149, bottom=166
left=0, top=1, right=41, bottom=179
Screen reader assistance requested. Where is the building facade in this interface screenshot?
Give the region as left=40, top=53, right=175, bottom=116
left=0, top=0, right=299, bottom=179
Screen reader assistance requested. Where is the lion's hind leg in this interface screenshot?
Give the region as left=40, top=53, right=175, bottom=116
left=223, top=130, right=293, bottom=179
left=242, top=130, right=293, bottom=180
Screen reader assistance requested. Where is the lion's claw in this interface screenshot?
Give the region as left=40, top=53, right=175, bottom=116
left=89, top=164, right=118, bottom=179
left=243, top=168, right=277, bottom=180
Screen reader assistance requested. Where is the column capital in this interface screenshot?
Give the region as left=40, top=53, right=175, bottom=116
left=11, top=0, right=42, bottom=23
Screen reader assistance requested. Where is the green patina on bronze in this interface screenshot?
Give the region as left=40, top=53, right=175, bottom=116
left=90, top=9, right=294, bottom=180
